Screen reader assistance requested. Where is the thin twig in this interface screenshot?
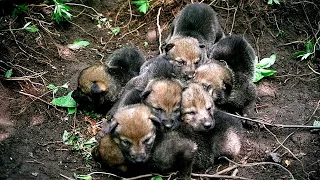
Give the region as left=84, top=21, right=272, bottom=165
left=120, top=0, right=132, bottom=29
left=119, top=23, right=146, bottom=39
left=18, top=91, right=65, bottom=113
left=60, top=174, right=76, bottom=180
left=191, top=173, right=251, bottom=180
left=221, top=111, right=320, bottom=129
left=157, top=7, right=163, bottom=54
left=65, top=3, right=102, bottom=16
left=307, top=63, right=320, bottom=75
left=277, top=41, right=305, bottom=47
left=221, top=157, right=295, bottom=179
left=272, top=131, right=295, bottom=153
left=229, top=6, right=238, bottom=35
left=87, top=171, right=124, bottom=179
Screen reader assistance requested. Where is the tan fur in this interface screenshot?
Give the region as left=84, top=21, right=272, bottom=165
left=145, top=79, right=182, bottom=113
left=95, top=104, right=156, bottom=171
left=181, top=83, right=215, bottom=130
left=222, top=127, right=241, bottom=158
left=193, top=62, right=233, bottom=97
left=78, top=64, right=110, bottom=94
left=168, top=37, right=201, bottom=65
left=97, top=135, right=127, bottom=171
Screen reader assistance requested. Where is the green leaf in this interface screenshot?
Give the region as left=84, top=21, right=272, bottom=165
left=68, top=107, right=76, bottom=114
left=259, top=69, right=276, bottom=76
left=301, top=52, right=312, bottom=60
left=144, top=41, right=149, bottom=47
left=62, top=130, right=71, bottom=144
left=257, top=54, right=276, bottom=68
left=25, top=25, right=39, bottom=33
left=138, top=3, right=148, bottom=14
left=84, top=137, right=97, bottom=146
left=313, top=120, right=320, bottom=127
left=253, top=69, right=265, bottom=83
left=110, top=27, right=120, bottom=36
left=305, top=41, right=314, bottom=53
left=267, top=0, right=273, bottom=4
left=5, top=69, right=13, bottom=78
left=17, top=4, right=29, bottom=11
left=132, top=0, right=147, bottom=6
left=47, top=84, right=59, bottom=94
left=151, top=176, right=163, bottom=180
left=74, top=173, right=92, bottom=180
left=67, top=40, right=90, bottom=50
left=292, top=51, right=307, bottom=59
left=51, top=91, right=77, bottom=108
left=273, top=0, right=280, bottom=4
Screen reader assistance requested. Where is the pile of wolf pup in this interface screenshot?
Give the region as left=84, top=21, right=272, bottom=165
left=72, top=3, right=257, bottom=179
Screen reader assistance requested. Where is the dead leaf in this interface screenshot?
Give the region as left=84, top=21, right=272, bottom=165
left=269, top=152, right=281, bottom=163
left=55, top=44, right=76, bottom=61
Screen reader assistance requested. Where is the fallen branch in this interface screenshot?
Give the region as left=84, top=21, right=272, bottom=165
left=222, top=111, right=320, bottom=129
left=192, top=173, right=251, bottom=180
left=221, top=157, right=295, bottom=179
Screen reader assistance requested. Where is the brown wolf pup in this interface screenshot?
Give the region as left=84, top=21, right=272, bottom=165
left=163, top=3, right=225, bottom=79
left=180, top=83, right=242, bottom=171
left=72, top=47, right=145, bottom=114
left=207, top=35, right=257, bottom=116
left=193, top=61, right=234, bottom=106
left=181, top=83, right=216, bottom=132
left=141, top=78, right=184, bottom=130
left=93, top=104, right=159, bottom=176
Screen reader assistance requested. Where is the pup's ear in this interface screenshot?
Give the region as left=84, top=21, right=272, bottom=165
left=164, top=43, right=175, bottom=53
left=102, top=120, right=119, bottom=134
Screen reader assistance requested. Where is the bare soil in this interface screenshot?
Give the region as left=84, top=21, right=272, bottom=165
left=0, top=0, right=319, bottom=179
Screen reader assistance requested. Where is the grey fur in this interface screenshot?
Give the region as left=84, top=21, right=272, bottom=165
left=208, top=35, right=257, bottom=115
left=165, top=3, right=224, bottom=46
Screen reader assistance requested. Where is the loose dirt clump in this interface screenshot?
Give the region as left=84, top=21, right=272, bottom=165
left=0, top=0, right=319, bottom=179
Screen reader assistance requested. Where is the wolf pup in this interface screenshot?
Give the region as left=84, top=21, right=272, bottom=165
left=193, top=61, right=234, bottom=106
left=208, top=35, right=257, bottom=116
left=141, top=78, right=183, bottom=130
left=93, top=104, right=159, bottom=176
left=72, top=47, right=145, bottom=114
left=163, top=3, right=225, bottom=79
left=180, top=83, right=242, bottom=170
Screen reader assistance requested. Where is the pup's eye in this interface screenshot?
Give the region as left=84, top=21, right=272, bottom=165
left=154, top=107, right=163, bottom=112
left=206, top=106, right=212, bottom=111
left=143, top=135, right=155, bottom=145
left=185, top=111, right=196, bottom=115
left=174, top=108, right=180, bottom=114
left=176, top=61, right=184, bottom=66
left=121, top=139, right=131, bottom=147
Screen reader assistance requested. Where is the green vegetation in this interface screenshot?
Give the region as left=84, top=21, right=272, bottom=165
left=268, top=0, right=280, bottom=5
left=47, top=83, right=77, bottom=114
left=67, top=40, right=90, bottom=50
left=151, top=176, right=163, bottom=180
left=110, top=27, right=120, bottom=35
left=253, top=54, right=277, bottom=83
left=52, top=0, right=72, bottom=23
left=132, top=0, right=151, bottom=14
left=12, top=4, right=29, bottom=17
left=4, top=69, right=13, bottom=78
left=292, top=40, right=320, bottom=62
left=62, top=130, right=97, bottom=167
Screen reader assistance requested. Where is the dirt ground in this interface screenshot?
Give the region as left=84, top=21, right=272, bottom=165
left=0, top=0, right=319, bottom=179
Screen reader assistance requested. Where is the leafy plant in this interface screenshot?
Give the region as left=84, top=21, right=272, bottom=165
left=151, top=176, right=163, bottom=180
left=62, top=130, right=97, bottom=167
left=51, top=91, right=77, bottom=114
left=292, top=41, right=318, bottom=61
left=132, top=0, right=151, bottom=14
left=110, top=27, right=120, bottom=36
left=74, top=173, right=92, bottom=180
left=268, top=0, right=280, bottom=5
left=12, top=4, right=29, bottom=17
left=5, top=69, right=13, bottom=78
left=52, top=0, right=72, bottom=23
left=253, top=54, right=277, bottom=83
left=67, top=40, right=90, bottom=50
left=47, top=82, right=69, bottom=96
left=313, top=120, right=320, bottom=127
